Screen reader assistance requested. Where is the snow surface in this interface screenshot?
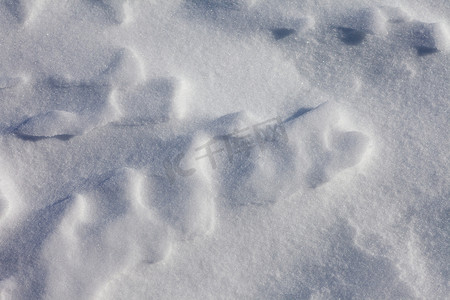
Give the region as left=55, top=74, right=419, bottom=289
left=0, top=0, right=449, bottom=299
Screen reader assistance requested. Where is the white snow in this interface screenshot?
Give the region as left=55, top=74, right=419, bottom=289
left=0, top=0, right=449, bottom=299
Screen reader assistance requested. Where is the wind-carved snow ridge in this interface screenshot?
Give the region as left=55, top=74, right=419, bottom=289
left=41, top=168, right=171, bottom=299
left=14, top=47, right=152, bottom=138
left=15, top=93, right=120, bottom=139
left=14, top=60, right=187, bottom=138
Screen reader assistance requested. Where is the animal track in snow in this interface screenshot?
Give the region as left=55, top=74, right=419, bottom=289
left=334, top=6, right=450, bottom=56
left=271, top=28, right=296, bottom=40
left=408, top=21, right=450, bottom=56
left=334, top=7, right=388, bottom=45
left=41, top=168, right=171, bottom=299
left=270, top=17, right=314, bottom=41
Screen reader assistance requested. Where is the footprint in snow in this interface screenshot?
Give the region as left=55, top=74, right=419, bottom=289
left=41, top=168, right=171, bottom=299
left=334, top=6, right=450, bottom=56
left=284, top=101, right=371, bottom=189
left=334, top=7, right=388, bottom=45
left=174, top=101, right=371, bottom=206
left=306, top=128, right=370, bottom=188
left=14, top=48, right=157, bottom=139
left=408, top=21, right=450, bottom=56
